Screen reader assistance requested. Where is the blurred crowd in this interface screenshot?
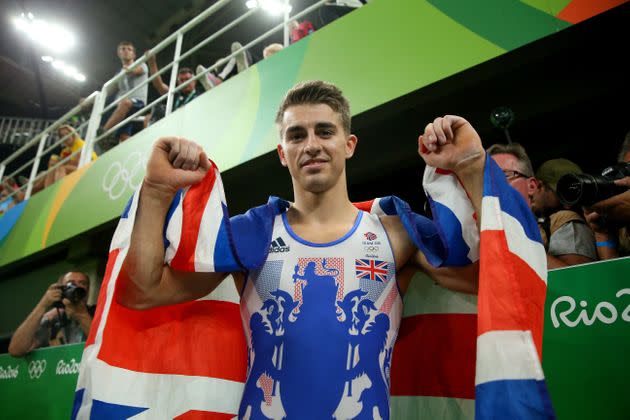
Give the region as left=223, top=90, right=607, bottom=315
left=488, top=132, right=630, bottom=266
left=0, top=18, right=318, bottom=212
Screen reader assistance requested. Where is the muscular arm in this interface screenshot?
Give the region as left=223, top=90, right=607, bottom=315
left=117, top=137, right=231, bottom=310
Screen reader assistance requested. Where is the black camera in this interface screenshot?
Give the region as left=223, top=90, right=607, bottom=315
left=557, top=162, right=630, bottom=207
left=53, top=282, right=87, bottom=308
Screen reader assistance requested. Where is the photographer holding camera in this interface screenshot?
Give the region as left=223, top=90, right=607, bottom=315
left=487, top=143, right=597, bottom=269
left=576, top=136, right=630, bottom=260
left=531, top=158, right=598, bottom=268
left=8, top=271, right=93, bottom=357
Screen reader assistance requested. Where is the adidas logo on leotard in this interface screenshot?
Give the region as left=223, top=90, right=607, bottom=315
left=269, top=236, right=290, bottom=253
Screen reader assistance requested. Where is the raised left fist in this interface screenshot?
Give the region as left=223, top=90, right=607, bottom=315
left=418, top=115, right=484, bottom=173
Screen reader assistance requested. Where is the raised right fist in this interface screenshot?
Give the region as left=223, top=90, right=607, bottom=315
left=144, top=137, right=211, bottom=196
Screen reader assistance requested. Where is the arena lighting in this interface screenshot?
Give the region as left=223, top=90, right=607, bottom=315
left=12, top=13, right=76, bottom=53
left=43, top=56, right=86, bottom=82
left=246, top=0, right=292, bottom=15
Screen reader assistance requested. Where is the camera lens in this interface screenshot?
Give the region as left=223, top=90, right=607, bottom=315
left=602, top=162, right=630, bottom=179
left=557, top=173, right=625, bottom=207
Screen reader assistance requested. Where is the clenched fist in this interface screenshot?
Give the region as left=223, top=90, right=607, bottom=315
left=144, top=137, right=212, bottom=195
left=418, top=115, right=484, bottom=173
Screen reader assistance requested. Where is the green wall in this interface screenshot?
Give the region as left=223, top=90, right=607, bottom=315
left=0, top=0, right=586, bottom=267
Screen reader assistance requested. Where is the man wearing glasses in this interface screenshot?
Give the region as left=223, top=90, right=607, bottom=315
left=488, top=143, right=596, bottom=268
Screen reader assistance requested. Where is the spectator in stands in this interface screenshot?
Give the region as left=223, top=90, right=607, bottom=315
left=144, top=52, right=199, bottom=127
left=486, top=143, right=537, bottom=206
left=57, top=124, right=98, bottom=165
left=0, top=177, right=24, bottom=214
left=8, top=271, right=94, bottom=356
left=32, top=125, right=97, bottom=193
left=196, top=41, right=251, bottom=91
left=583, top=132, right=630, bottom=259
left=263, top=43, right=283, bottom=59
left=289, top=19, right=315, bottom=44
left=102, top=41, right=148, bottom=142
left=488, top=144, right=596, bottom=268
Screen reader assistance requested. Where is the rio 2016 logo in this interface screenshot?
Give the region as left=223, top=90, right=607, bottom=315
left=101, top=151, right=147, bottom=200
left=550, top=288, right=630, bottom=328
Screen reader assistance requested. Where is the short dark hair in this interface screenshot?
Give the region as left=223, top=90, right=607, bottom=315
left=275, top=80, right=351, bottom=134
left=117, top=41, right=135, bottom=50
left=487, top=142, right=535, bottom=177
left=178, top=67, right=193, bottom=75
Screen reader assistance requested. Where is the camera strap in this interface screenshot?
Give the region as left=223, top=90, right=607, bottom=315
left=537, top=216, right=551, bottom=252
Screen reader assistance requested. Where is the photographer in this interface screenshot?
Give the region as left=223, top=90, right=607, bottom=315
left=8, top=271, right=93, bottom=357
left=581, top=136, right=630, bottom=259
left=487, top=144, right=596, bottom=269
left=531, top=159, right=597, bottom=268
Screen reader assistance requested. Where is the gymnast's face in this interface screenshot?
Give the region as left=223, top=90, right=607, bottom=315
left=277, top=103, right=357, bottom=194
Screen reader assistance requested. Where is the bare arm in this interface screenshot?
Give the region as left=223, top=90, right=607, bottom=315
left=547, top=253, right=594, bottom=269
left=124, top=63, right=146, bottom=77
left=117, top=137, right=230, bottom=310
left=416, top=253, right=479, bottom=293
left=382, top=215, right=479, bottom=294
left=392, top=115, right=486, bottom=293
left=145, top=52, right=169, bottom=96
left=8, top=284, right=61, bottom=356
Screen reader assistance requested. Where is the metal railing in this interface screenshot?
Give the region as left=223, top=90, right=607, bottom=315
left=0, top=0, right=332, bottom=206
left=0, top=117, right=55, bottom=146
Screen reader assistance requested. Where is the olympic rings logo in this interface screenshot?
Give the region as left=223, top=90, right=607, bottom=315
left=364, top=246, right=379, bottom=252
left=28, top=360, right=47, bottom=379
left=102, top=151, right=147, bottom=200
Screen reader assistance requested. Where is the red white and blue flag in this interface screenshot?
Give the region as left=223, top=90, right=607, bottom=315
left=72, top=163, right=248, bottom=419
left=73, top=155, right=553, bottom=419
left=474, top=155, right=553, bottom=418
left=354, top=157, right=554, bottom=419
left=355, top=259, right=389, bottom=282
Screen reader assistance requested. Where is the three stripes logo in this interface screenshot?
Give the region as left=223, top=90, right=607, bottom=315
left=269, top=237, right=290, bottom=253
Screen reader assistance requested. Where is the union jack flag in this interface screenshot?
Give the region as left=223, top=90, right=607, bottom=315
left=355, top=259, right=389, bottom=282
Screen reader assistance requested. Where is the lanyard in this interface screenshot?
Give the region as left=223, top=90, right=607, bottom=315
left=174, top=90, right=196, bottom=109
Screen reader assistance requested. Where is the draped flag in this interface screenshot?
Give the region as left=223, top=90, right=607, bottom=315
left=355, top=158, right=554, bottom=419
left=72, top=163, right=248, bottom=420
left=475, top=156, right=554, bottom=418
left=73, top=155, right=553, bottom=419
